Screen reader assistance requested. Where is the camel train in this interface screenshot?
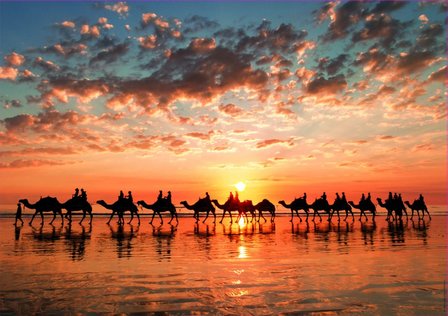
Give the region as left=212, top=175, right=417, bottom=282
left=18, top=189, right=430, bottom=225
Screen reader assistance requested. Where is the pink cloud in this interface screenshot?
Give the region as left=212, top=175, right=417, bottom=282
left=60, top=20, right=75, bottom=28
left=189, top=38, right=216, bottom=53
left=0, top=67, right=18, bottom=80
left=218, top=103, right=244, bottom=117
left=4, top=52, right=25, bottom=66
left=305, top=74, right=347, bottom=95
left=137, top=35, right=157, bottom=49
left=80, top=25, right=100, bottom=38
left=104, top=2, right=129, bottom=16
left=255, top=138, right=295, bottom=149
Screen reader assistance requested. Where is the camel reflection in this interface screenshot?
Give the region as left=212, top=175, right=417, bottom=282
left=387, top=219, right=406, bottom=244
left=27, top=223, right=63, bottom=255
left=194, top=222, right=216, bottom=237
left=108, top=223, right=139, bottom=258
left=64, top=222, right=92, bottom=261
left=360, top=219, right=377, bottom=246
left=151, top=223, right=177, bottom=261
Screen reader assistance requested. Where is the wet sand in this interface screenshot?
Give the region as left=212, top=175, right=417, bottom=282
left=0, top=216, right=445, bottom=314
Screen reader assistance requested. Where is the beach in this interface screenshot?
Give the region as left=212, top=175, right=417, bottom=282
left=0, top=215, right=445, bottom=315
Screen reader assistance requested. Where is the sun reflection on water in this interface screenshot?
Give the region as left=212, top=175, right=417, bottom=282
left=238, top=245, right=248, bottom=259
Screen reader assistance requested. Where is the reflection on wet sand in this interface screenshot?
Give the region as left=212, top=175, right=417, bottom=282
left=1, top=216, right=444, bottom=315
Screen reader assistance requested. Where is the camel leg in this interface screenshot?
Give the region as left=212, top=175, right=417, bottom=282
left=136, top=212, right=140, bottom=225
left=50, top=212, right=56, bottom=225
left=80, top=211, right=86, bottom=224
left=29, top=211, right=38, bottom=225
left=128, top=211, right=134, bottom=224
left=290, top=210, right=294, bottom=222
left=158, top=212, right=163, bottom=224
left=149, top=211, right=155, bottom=224
left=168, top=212, right=173, bottom=224
left=344, top=210, right=348, bottom=221
left=107, top=211, right=115, bottom=224
left=60, top=211, right=64, bottom=224
left=213, top=211, right=216, bottom=223
left=203, top=211, right=209, bottom=223
left=297, top=211, right=302, bottom=222
left=260, top=211, right=266, bottom=222
left=424, top=208, right=431, bottom=220
left=229, top=211, right=233, bottom=223
left=89, top=211, right=93, bottom=224
left=219, top=210, right=226, bottom=224
left=316, top=210, right=322, bottom=222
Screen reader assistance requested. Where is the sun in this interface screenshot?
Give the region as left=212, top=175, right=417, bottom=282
left=235, top=181, right=246, bottom=192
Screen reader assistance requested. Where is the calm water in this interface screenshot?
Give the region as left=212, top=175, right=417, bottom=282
left=0, top=216, right=446, bottom=315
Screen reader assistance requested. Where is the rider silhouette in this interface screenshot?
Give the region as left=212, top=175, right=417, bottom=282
left=335, top=192, right=341, bottom=201
left=80, top=188, right=87, bottom=200
left=302, top=192, right=307, bottom=202
left=234, top=191, right=240, bottom=203
left=361, top=193, right=365, bottom=203
left=119, top=190, right=124, bottom=200
left=127, top=191, right=133, bottom=202
left=228, top=192, right=234, bottom=202
left=205, top=192, right=211, bottom=201
left=73, top=188, right=79, bottom=198
left=166, top=191, right=172, bottom=203
left=366, top=192, right=371, bottom=201
left=419, top=194, right=425, bottom=204
left=158, top=190, right=163, bottom=201
left=321, top=192, right=327, bottom=201
left=341, top=192, right=347, bottom=203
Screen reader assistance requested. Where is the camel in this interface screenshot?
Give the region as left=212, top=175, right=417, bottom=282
left=97, top=199, right=140, bottom=224
left=61, top=197, right=93, bottom=224
left=377, top=198, right=401, bottom=221
left=329, top=199, right=354, bottom=222
left=211, top=199, right=239, bottom=223
left=309, top=198, right=332, bottom=221
left=238, top=200, right=257, bottom=223
left=405, top=200, right=431, bottom=220
left=180, top=198, right=216, bottom=223
left=348, top=200, right=376, bottom=221
left=19, top=197, right=63, bottom=225
left=254, top=199, right=276, bottom=222
left=278, top=198, right=309, bottom=222
left=137, top=199, right=178, bottom=224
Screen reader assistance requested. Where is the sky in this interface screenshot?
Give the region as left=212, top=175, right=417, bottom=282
left=0, top=1, right=446, bottom=206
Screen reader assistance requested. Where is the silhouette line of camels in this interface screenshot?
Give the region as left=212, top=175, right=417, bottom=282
left=17, top=190, right=431, bottom=226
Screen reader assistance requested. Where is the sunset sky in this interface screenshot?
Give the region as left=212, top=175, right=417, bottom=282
left=0, top=1, right=446, bottom=206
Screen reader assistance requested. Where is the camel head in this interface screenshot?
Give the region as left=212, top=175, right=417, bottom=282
left=96, top=200, right=105, bottom=204
left=278, top=200, right=285, bottom=205
left=18, top=198, right=28, bottom=204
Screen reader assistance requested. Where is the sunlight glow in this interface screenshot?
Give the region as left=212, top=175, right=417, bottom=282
left=235, top=181, right=246, bottom=192
left=238, top=216, right=246, bottom=227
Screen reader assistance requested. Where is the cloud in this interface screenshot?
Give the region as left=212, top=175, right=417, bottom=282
left=305, top=74, right=347, bottom=95
left=427, top=65, right=447, bottom=83
left=49, top=43, right=88, bottom=57
left=237, top=22, right=308, bottom=54
left=317, top=54, right=348, bottom=75
left=185, top=131, right=214, bottom=140
left=370, top=1, right=408, bottom=14
left=33, top=57, right=60, bottom=72
left=3, top=99, right=22, bottom=109
left=4, top=52, right=25, bottom=66
left=189, top=38, right=216, bottom=53
left=80, top=24, right=100, bottom=38
left=218, top=103, right=244, bottom=117
left=321, top=1, right=367, bottom=41
left=141, top=12, right=170, bottom=29
left=137, top=35, right=158, bottom=50
left=255, top=138, right=295, bottom=149
left=419, top=14, right=429, bottom=24
left=0, top=66, right=18, bottom=80
left=104, top=2, right=129, bottom=17
left=184, top=15, right=219, bottom=34
left=89, top=42, right=129, bottom=65
left=59, top=20, right=76, bottom=28
left=0, top=159, right=71, bottom=169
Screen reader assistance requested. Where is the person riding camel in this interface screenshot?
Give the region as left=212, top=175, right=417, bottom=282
left=80, top=188, right=87, bottom=200
left=73, top=188, right=79, bottom=198
left=158, top=190, right=163, bottom=201
left=386, top=192, right=393, bottom=203
left=321, top=192, right=327, bottom=201
left=127, top=191, right=133, bottom=203
left=360, top=193, right=366, bottom=203
left=228, top=192, right=234, bottom=202
left=366, top=192, right=371, bottom=202
left=341, top=192, right=347, bottom=203
left=205, top=192, right=211, bottom=202
left=419, top=194, right=425, bottom=204
left=119, top=190, right=124, bottom=200
left=166, top=191, right=172, bottom=203
left=302, top=192, right=307, bottom=201
left=234, top=191, right=240, bottom=203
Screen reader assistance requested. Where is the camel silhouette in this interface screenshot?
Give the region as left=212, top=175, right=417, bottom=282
left=254, top=199, right=276, bottom=222
left=97, top=199, right=140, bottom=224
left=61, top=197, right=93, bottom=224
left=405, top=200, right=431, bottom=220
left=137, top=199, right=178, bottom=224
left=348, top=199, right=376, bottom=221
left=180, top=198, right=216, bottom=223
left=278, top=198, right=309, bottom=222
left=238, top=200, right=259, bottom=223
left=329, top=198, right=354, bottom=222
left=20, top=197, right=64, bottom=225
left=211, top=199, right=239, bottom=223
left=310, top=197, right=333, bottom=221
left=377, top=198, right=402, bottom=221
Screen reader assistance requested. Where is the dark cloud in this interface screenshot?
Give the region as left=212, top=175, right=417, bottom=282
left=416, top=23, right=444, bottom=49
left=370, top=1, right=408, bottom=14
left=183, top=15, right=219, bottom=34
left=33, top=57, right=60, bottom=72
left=305, top=74, right=347, bottom=95
left=427, top=65, right=447, bottom=83
left=3, top=99, right=22, bottom=109
left=352, top=13, right=411, bottom=48
left=317, top=54, right=348, bottom=75
left=236, top=22, right=308, bottom=54
left=321, top=1, right=367, bottom=41
left=218, top=103, right=244, bottom=117
left=90, top=42, right=129, bottom=66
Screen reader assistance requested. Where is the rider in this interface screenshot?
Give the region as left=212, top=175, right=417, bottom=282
left=302, top=192, right=307, bottom=201
left=80, top=188, right=87, bottom=200
left=166, top=191, right=172, bottom=203
left=366, top=192, right=371, bottom=201
left=321, top=192, right=327, bottom=201
left=341, top=192, right=347, bottom=203
left=419, top=194, right=425, bottom=204
left=360, top=193, right=366, bottom=203
left=119, top=190, right=124, bottom=200
left=228, top=192, right=234, bottom=202
left=127, top=191, right=133, bottom=202
left=73, top=188, right=79, bottom=198
left=234, top=191, right=240, bottom=203
left=386, top=192, right=393, bottom=203
left=205, top=192, right=211, bottom=201
left=157, top=190, right=163, bottom=201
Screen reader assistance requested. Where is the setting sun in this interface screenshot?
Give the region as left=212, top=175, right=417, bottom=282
left=235, top=182, right=246, bottom=192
